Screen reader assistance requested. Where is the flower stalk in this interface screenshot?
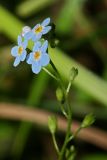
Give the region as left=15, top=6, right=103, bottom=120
left=11, top=17, right=95, bottom=160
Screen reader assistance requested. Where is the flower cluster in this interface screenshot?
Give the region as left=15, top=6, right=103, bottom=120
left=11, top=18, right=51, bottom=74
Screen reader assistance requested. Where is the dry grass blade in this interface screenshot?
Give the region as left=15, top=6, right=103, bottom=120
left=0, top=103, right=107, bottom=150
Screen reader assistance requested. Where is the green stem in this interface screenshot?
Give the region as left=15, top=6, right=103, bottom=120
left=50, top=60, right=66, bottom=97
left=73, top=126, right=82, bottom=138
left=52, top=133, right=59, bottom=155
left=60, top=104, right=68, bottom=118
left=67, top=126, right=82, bottom=143
left=66, top=80, right=72, bottom=97
left=42, top=67, right=59, bottom=81
left=50, top=60, right=73, bottom=159
left=58, top=101, right=72, bottom=160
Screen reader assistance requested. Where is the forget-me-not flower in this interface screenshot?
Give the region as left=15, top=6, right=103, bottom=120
left=27, top=40, right=50, bottom=74
left=31, top=18, right=51, bottom=42
left=11, top=35, right=27, bottom=66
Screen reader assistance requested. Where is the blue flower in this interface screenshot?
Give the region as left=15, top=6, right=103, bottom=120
left=27, top=40, right=50, bottom=74
left=11, top=35, right=27, bottom=67
left=31, top=18, right=51, bottom=41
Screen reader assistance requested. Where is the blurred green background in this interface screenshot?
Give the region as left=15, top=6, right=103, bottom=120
left=0, top=0, right=107, bottom=159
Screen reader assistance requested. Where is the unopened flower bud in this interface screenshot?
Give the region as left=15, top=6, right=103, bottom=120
left=81, top=113, right=95, bottom=128
left=48, top=116, right=57, bottom=134
left=22, top=26, right=31, bottom=37
left=56, top=87, right=65, bottom=104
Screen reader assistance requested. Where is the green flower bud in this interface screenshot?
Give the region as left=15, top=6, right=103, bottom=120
left=65, top=146, right=76, bottom=160
left=65, top=149, right=69, bottom=158
left=48, top=116, right=57, bottom=134
left=56, top=87, right=65, bottom=104
left=81, top=113, right=95, bottom=128
left=66, top=67, right=78, bottom=96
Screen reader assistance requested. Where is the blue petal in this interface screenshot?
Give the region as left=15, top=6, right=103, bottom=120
left=32, top=62, right=41, bottom=74
left=20, top=50, right=27, bottom=61
left=11, top=46, right=18, bottom=57
left=32, top=33, right=42, bottom=42
left=18, top=35, right=22, bottom=46
left=41, top=18, right=50, bottom=26
left=33, top=41, right=41, bottom=51
left=13, top=56, right=20, bottom=67
left=26, top=52, right=34, bottom=64
left=40, top=53, right=50, bottom=66
left=42, top=26, right=51, bottom=34
left=24, top=31, right=33, bottom=40
left=41, top=40, right=48, bottom=53
left=22, top=40, right=28, bottom=49
left=32, top=35, right=37, bottom=42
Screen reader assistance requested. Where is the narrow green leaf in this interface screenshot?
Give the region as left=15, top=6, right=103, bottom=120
left=16, top=0, right=56, bottom=17
left=56, top=0, right=85, bottom=34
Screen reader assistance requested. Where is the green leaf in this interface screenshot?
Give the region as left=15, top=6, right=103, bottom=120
left=16, top=0, right=56, bottom=17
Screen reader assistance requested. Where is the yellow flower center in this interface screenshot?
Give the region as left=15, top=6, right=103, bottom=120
left=34, top=51, right=41, bottom=60
left=35, top=25, right=43, bottom=34
left=18, top=46, right=23, bottom=54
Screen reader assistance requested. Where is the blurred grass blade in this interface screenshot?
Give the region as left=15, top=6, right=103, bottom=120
left=49, top=47, right=107, bottom=106
left=56, top=0, right=107, bottom=64
left=0, top=6, right=24, bottom=41
left=16, top=0, right=57, bottom=17
left=12, top=72, right=49, bottom=158
left=27, top=71, right=49, bottom=106
left=56, top=0, right=86, bottom=34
